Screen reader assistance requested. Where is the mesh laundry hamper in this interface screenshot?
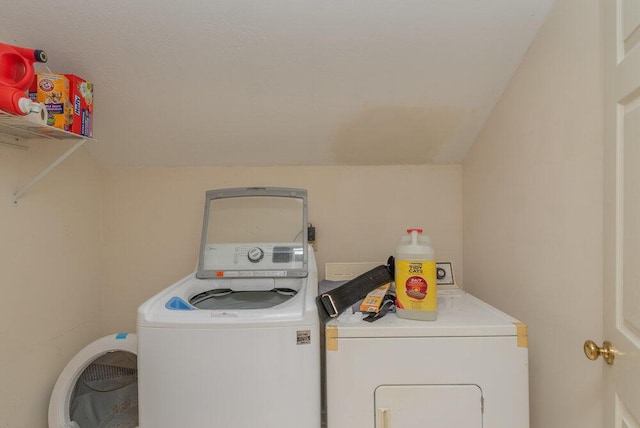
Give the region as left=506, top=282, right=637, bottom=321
left=49, top=333, right=138, bottom=428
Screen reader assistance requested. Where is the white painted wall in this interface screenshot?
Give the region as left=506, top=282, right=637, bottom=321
left=463, top=0, right=603, bottom=427
left=100, top=165, right=463, bottom=333
left=0, top=2, right=605, bottom=427
left=0, top=142, right=101, bottom=428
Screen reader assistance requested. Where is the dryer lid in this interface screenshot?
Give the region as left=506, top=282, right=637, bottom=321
left=196, top=187, right=309, bottom=279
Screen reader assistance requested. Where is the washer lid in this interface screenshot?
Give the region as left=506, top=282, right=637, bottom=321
left=196, top=187, right=309, bottom=279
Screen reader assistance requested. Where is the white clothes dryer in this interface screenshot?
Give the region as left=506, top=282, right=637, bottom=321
left=324, top=292, right=529, bottom=428
left=137, top=187, right=320, bottom=428
left=48, top=333, right=138, bottom=428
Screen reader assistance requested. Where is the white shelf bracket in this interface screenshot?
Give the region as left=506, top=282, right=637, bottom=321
left=12, top=138, right=88, bottom=206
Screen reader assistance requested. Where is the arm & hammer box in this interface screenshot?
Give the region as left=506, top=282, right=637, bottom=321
left=28, top=73, right=93, bottom=137
left=33, top=73, right=71, bottom=131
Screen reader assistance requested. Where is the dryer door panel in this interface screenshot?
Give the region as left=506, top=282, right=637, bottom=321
left=374, top=384, right=482, bottom=428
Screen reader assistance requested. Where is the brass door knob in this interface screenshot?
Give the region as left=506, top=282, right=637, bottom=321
left=584, top=340, right=616, bottom=365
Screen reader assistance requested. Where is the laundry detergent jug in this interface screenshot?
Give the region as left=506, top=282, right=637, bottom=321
left=0, top=42, right=47, bottom=115
left=394, top=228, right=437, bottom=321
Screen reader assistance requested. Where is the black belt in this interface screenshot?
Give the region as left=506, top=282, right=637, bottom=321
left=316, top=257, right=394, bottom=322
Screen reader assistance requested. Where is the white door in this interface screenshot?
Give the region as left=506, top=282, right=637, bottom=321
left=601, top=0, right=640, bottom=425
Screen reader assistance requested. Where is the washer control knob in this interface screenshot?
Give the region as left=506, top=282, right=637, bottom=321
left=247, top=247, right=264, bottom=263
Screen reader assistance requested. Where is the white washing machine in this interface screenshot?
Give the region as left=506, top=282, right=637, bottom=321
left=137, top=187, right=320, bottom=428
left=325, top=286, right=529, bottom=427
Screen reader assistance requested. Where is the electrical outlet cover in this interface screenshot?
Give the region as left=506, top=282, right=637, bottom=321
left=436, top=262, right=456, bottom=287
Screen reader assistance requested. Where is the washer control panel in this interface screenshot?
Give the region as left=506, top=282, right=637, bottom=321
left=241, top=245, right=303, bottom=264
left=202, top=242, right=304, bottom=273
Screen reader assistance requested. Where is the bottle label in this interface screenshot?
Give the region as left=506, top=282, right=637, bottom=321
left=395, top=260, right=437, bottom=311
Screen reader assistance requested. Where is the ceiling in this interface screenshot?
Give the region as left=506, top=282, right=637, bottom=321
left=0, top=1, right=555, bottom=167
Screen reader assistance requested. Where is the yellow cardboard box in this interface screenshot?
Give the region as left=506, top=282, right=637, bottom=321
left=35, top=73, right=71, bottom=131
left=360, top=282, right=391, bottom=313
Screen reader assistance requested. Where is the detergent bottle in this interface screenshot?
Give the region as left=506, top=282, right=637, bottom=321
left=394, top=228, right=437, bottom=320
left=0, top=42, right=47, bottom=115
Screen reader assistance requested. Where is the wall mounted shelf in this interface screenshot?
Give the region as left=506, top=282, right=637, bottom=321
left=0, top=110, right=94, bottom=206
